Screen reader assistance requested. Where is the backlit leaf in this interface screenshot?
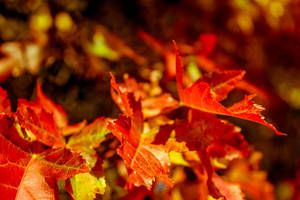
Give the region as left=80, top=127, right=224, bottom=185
left=174, top=41, right=285, bottom=135
left=68, top=173, right=106, bottom=200
left=67, top=117, right=110, bottom=168
left=0, top=132, right=89, bottom=200
left=108, top=73, right=173, bottom=190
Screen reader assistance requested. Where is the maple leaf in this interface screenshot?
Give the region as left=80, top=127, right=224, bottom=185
left=0, top=113, right=44, bottom=154
left=225, top=151, right=275, bottom=200
left=154, top=109, right=248, bottom=199
left=199, top=70, right=246, bottom=102
left=212, top=175, right=245, bottom=200
left=15, top=82, right=88, bottom=147
left=35, top=82, right=68, bottom=129
left=108, top=73, right=173, bottom=190
left=36, top=82, right=87, bottom=136
left=67, top=117, right=110, bottom=168
left=173, top=41, right=285, bottom=135
left=176, top=110, right=249, bottom=155
left=0, top=86, right=11, bottom=113
left=16, top=99, right=66, bottom=147
left=110, top=73, right=178, bottom=118
left=0, top=132, right=89, bottom=200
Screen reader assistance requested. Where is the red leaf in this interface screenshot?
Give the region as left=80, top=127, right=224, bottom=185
left=110, top=72, right=144, bottom=132
left=212, top=175, right=245, bottom=200
left=36, top=82, right=86, bottom=136
left=197, top=33, right=217, bottom=56
left=0, top=133, right=89, bottom=200
left=15, top=83, right=88, bottom=147
left=36, top=82, right=68, bottom=129
left=200, top=70, right=246, bottom=102
left=16, top=99, right=65, bottom=147
left=0, top=113, right=44, bottom=153
left=174, top=41, right=286, bottom=135
left=0, top=86, right=11, bottom=113
left=177, top=110, right=248, bottom=155
left=110, top=73, right=178, bottom=119
left=108, top=73, right=173, bottom=190
left=154, top=109, right=249, bottom=199
left=225, top=152, right=275, bottom=200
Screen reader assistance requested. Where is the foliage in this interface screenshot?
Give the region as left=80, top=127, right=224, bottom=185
left=0, top=41, right=285, bottom=199
left=0, top=0, right=298, bottom=199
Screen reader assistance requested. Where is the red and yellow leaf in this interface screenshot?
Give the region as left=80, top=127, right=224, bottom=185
left=67, top=117, right=110, bottom=168
left=110, top=73, right=178, bottom=118
left=108, top=73, right=173, bottom=190
left=16, top=99, right=65, bottom=147
left=0, top=132, right=89, bottom=200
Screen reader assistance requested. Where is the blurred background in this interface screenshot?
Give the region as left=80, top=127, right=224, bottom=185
left=0, top=0, right=299, bottom=199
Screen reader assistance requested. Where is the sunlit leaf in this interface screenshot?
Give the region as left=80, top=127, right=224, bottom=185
left=174, top=41, right=285, bottom=135
left=68, top=173, right=106, bottom=200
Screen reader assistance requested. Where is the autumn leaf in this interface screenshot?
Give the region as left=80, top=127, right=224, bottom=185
left=36, top=82, right=86, bottom=136
left=109, top=116, right=172, bottom=190
left=196, top=33, right=217, bottom=56
left=0, top=132, right=89, bottom=200
left=155, top=109, right=248, bottom=199
left=174, top=41, right=285, bottom=135
left=15, top=82, right=88, bottom=147
left=16, top=99, right=65, bottom=147
left=174, top=110, right=249, bottom=156
left=67, top=117, right=110, bottom=168
left=199, top=70, right=246, bottom=102
left=225, top=151, right=275, bottom=200
left=36, top=82, right=68, bottom=129
left=108, top=73, right=173, bottom=190
left=110, top=73, right=178, bottom=118
left=67, top=173, right=106, bottom=200
left=110, top=72, right=144, bottom=132
left=212, top=175, right=245, bottom=200
left=0, top=86, right=11, bottom=113
left=0, top=113, right=44, bottom=153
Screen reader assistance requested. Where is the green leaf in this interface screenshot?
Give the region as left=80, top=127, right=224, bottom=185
left=70, top=173, right=106, bottom=200
left=67, top=117, right=110, bottom=168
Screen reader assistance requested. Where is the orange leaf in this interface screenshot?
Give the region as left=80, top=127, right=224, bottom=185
left=174, top=41, right=285, bottom=135
left=0, top=132, right=89, bottom=200
left=108, top=73, right=173, bottom=190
